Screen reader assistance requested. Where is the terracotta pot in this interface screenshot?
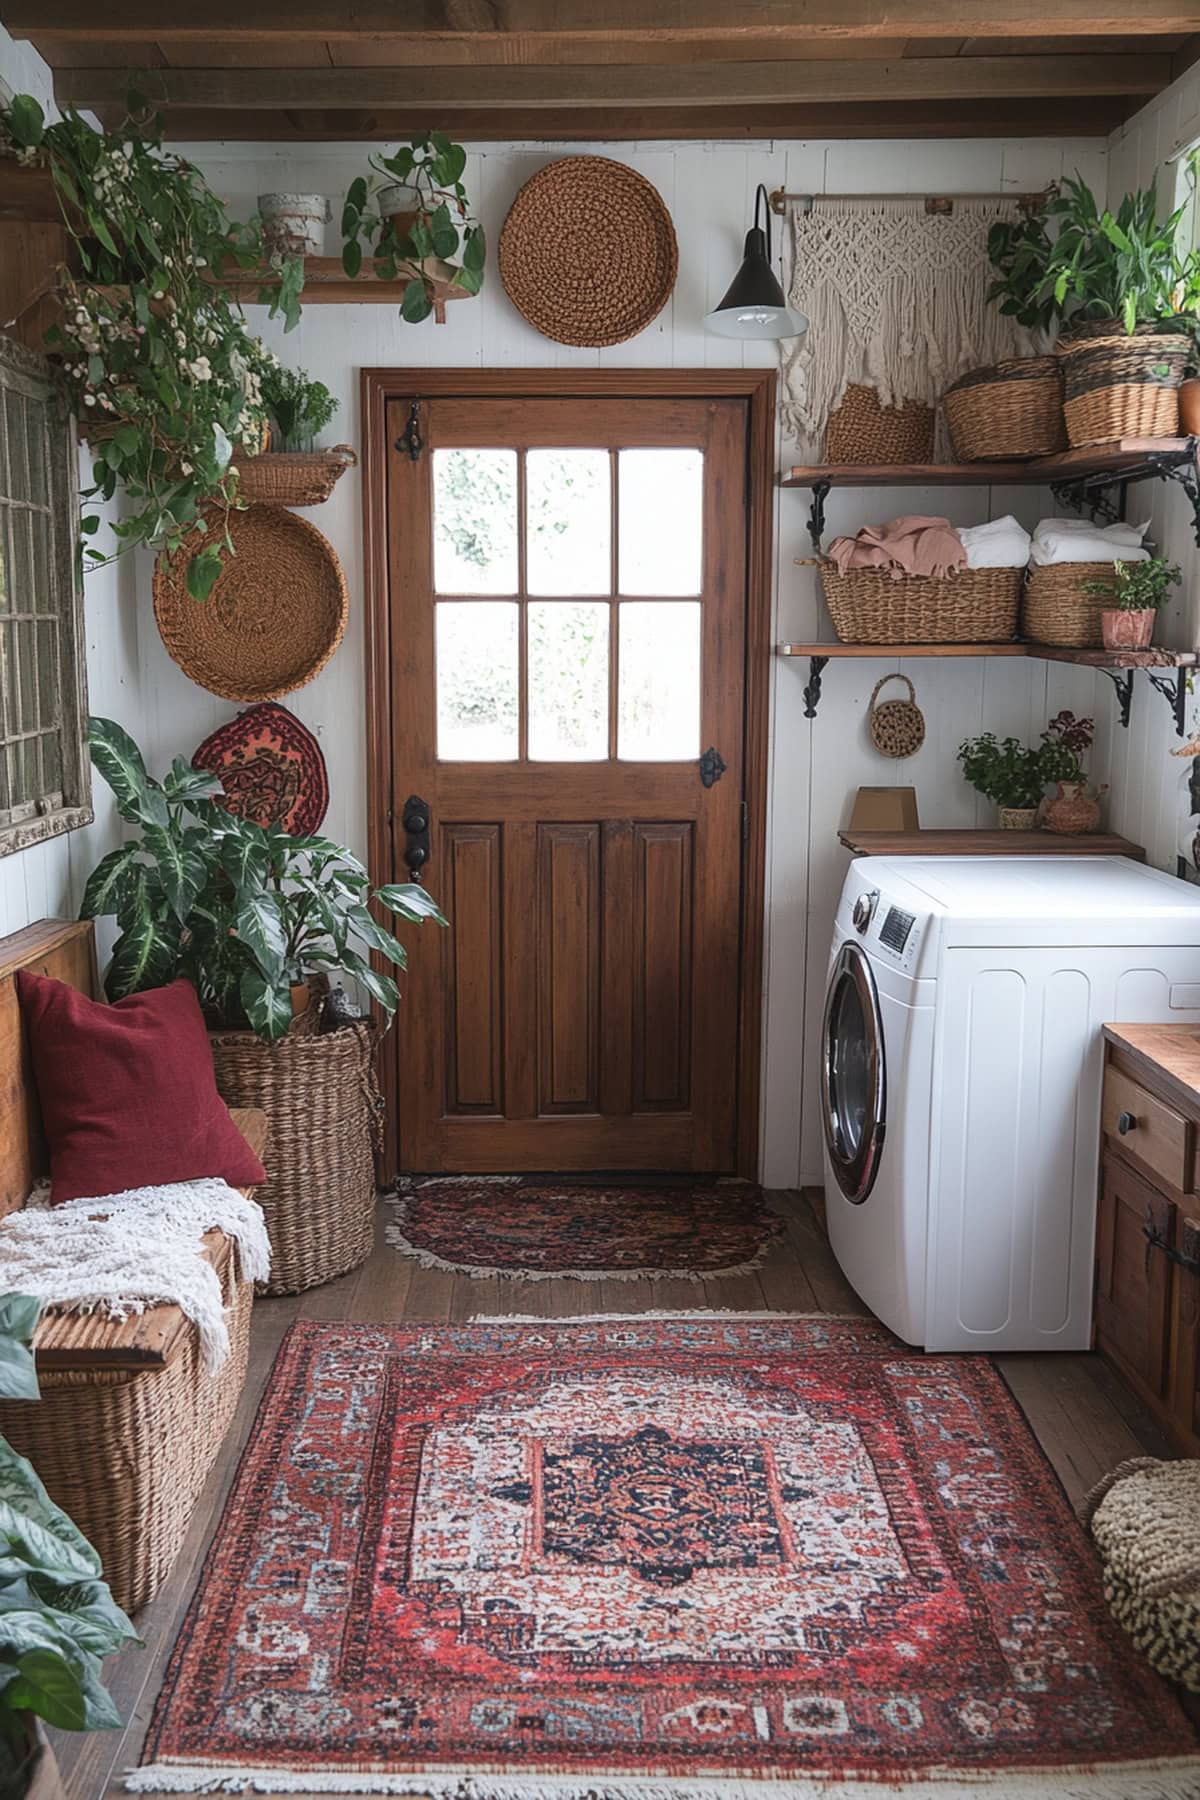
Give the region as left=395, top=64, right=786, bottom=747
left=1181, top=376, right=1200, bottom=435
left=1101, top=607, right=1156, bottom=651
left=998, top=806, right=1038, bottom=830
left=1042, top=780, right=1103, bottom=836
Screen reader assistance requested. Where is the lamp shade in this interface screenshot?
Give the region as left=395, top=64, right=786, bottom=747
left=705, top=196, right=808, bottom=342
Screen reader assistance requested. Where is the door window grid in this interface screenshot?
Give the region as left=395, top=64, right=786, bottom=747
left=432, top=446, right=703, bottom=763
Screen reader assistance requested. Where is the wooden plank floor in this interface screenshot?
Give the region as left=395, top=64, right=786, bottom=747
left=55, top=1188, right=1173, bottom=1800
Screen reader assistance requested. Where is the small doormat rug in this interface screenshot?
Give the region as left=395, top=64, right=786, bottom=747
left=385, top=1174, right=783, bottom=1280
left=130, top=1316, right=1200, bottom=1799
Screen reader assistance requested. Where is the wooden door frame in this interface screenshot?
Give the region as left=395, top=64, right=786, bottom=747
left=361, top=366, right=776, bottom=1180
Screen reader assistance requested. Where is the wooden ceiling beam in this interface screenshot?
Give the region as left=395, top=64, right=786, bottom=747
left=54, top=54, right=1169, bottom=111
left=11, top=1, right=1200, bottom=39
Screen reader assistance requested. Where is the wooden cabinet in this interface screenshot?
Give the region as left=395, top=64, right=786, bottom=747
left=1096, top=1028, right=1200, bottom=1455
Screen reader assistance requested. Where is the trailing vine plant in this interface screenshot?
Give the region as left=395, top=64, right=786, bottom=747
left=341, top=133, right=484, bottom=323
left=0, top=92, right=308, bottom=598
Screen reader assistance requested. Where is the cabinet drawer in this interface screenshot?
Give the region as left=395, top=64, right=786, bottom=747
left=1103, top=1065, right=1195, bottom=1192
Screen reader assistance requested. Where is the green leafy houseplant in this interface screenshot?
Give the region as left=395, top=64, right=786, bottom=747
left=957, top=733, right=1046, bottom=813
left=80, top=718, right=447, bottom=1041
left=0, top=1293, right=139, bottom=1776
left=341, top=133, right=484, bottom=323
left=1038, top=709, right=1095, bottom=786
left=260, top=367, right=339, bottom=452
left=0, top=92, right=312, bottom=599
left=1081, top=556, right=1182, bottom=612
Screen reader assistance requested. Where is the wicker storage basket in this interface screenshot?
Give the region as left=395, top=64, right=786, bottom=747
left=1021, top=563, right=1112, bottom=647
left=1058, top=332, right=1189, bottom=447
left=942, top=356, right=1065, bottom=460
left=208, top=1015, right=380, bottom=1295
left=821, top=565, right=1021, bottom=644
left=0, top=1250, right=253, bottom=1615
left=826, top=384, right=935, bottom=464
left=232, top=444, right=357, bottom=507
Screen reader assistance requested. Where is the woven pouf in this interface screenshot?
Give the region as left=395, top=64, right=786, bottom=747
left=1083, top=1457, right=1200, bottom=1693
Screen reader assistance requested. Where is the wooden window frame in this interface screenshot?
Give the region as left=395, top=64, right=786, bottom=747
left=0, top=335, right=91, bottom=858
left=361, top=366, right=776, bottom=1180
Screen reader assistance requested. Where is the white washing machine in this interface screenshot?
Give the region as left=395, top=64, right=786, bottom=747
left=821, top=855, right=1200, bottom=1353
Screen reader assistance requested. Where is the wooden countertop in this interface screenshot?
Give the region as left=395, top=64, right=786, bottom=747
left=1103, top=1024, right=1200, bottom=1116
left=840, top=829, right=1146, bottom=859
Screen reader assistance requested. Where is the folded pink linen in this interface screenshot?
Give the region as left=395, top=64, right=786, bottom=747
left=826, top=514, right=969, bottom=580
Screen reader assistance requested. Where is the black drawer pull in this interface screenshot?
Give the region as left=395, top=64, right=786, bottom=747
left=1143, top=1219, right=1200, bottom=1275
left=1117, top=1110, right=1137, bottom=1135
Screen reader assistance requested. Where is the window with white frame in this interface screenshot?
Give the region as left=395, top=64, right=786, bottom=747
left=0, top=334, right=90, bottom=855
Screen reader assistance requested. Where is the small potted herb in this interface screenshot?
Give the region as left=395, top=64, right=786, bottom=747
left=260, top=367, right=339, bottom=452
left=957, top=732, right=1046, bottom=828
left=1081, top=557, right=1182, bottom=651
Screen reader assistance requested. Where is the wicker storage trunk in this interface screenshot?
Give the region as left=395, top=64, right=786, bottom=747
left=825, top=384, right=935, bottom=463
left=942, top=356, right=1065, bottom=460
left=821, top=565, right=1021, bottom=644
left=1021, top=564, right=1111, bottom=646
left=208, top=1017, right=379, bottom=1295
left=0, top=1249, right=253, bottom=1616
left=1057, top=333, right=1189, bottom=447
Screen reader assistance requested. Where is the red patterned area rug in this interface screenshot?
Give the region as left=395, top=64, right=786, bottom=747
left=385, top=1175, right=784, bottom=1280
left=129, top=1316, right=1200, bottom=1799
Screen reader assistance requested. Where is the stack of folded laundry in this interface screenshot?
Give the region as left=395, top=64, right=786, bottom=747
left=826, top=513, right=1149, bottom=577
left=1028, top=516, right=1150, bottom=566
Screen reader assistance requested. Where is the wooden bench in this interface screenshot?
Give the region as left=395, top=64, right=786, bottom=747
left=0, top=917, right=266, bottom=1613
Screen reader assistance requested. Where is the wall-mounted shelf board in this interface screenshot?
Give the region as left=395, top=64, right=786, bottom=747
left=776, top=642, right=1027, bottom=658
left=840, top=827, right=1146, bottom=861
left=222, top=258, right=469, bottom=310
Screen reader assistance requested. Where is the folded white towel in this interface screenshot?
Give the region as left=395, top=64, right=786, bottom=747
left=957, top=515, right=1032, bottom=569
left=1030, top=516, right=1151, bottom=566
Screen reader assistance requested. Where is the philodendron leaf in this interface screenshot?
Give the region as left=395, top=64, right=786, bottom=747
left=238, top=966, right=293, bottom=1042
left=186, top=544, right=224, bottom=601
left=0, top=1454, right=101, bottom=1580
left=401, top=276, right=433, bottom=324
left=105, top=912, right=181, bottom=999
left=338, top=946, right=400, bottom=1017
left=5, top=1644, right=120, bottom=1732
left=87, top=717, right=167, bottom=827
left=346, top=904, right=407, bottom=968
left=236, top=892, right=288, bottom=979
left=78, top=843, right=142, bottom=920
left=0, top=1295, right=40, bottom=1402
left=220, top=827, right=271, bottom=898
left=375, top=882, right=449, bottom=926
left=142, top=823, right=207, bottom=922
left=163, top=756, right=223, bottom=806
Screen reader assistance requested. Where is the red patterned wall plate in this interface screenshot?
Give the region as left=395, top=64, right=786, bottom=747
left=193, top=703, right=328, bottom=835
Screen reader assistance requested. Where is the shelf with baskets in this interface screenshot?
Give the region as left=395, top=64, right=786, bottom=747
left=776, top=641, right=1199, bottom=735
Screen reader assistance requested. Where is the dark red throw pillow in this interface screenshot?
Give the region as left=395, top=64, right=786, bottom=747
left=16, top=971, right=266, bottom=1206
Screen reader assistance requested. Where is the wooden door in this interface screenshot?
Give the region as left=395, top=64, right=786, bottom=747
left=385, top=393, right=749, bottom=1172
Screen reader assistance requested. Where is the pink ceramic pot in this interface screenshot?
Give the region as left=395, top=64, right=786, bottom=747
left=1101, top=608, right=1155, bottom=651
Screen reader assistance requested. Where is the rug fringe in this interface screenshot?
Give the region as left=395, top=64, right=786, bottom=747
left=123, top=1759, right=1200, bottom=1798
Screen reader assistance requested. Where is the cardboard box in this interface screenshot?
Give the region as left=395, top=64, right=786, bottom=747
left=848, top=786, right=920, bottom=833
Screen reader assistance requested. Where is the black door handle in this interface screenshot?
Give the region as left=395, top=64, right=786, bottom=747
left=402, top=794, right=430, bottom=879
left=1117, top=1110, right=1137, bottom=1135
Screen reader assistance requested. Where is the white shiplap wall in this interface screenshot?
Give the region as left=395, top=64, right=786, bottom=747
left=0, top=23, right=1113, bottom=1181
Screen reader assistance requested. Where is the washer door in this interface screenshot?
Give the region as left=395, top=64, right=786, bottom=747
left=822, top=941, right=887, bottom=1205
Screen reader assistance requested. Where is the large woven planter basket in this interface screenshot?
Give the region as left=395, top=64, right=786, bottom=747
left=1057, top=332, right=1189, bottom=447
left=208, top=1013, right=380, bottom=1295
left=1021, top=563, right=1112, bottom=647
left=825, top=383, right=934, bottom=463
left=942, top=356, right=1065, bottom=460
left=821, top=565, right=1021, bottom=644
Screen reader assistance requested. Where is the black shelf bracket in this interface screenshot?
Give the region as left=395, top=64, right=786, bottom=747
left=808, top=478, right=832, bottom=553
left=1143, top=440, right=1200, bottom=547
left=1099, top=665, right=1135, bottom=730
left=1147, top=665, right=1191, bottom=737
left=1050, top=439, right=1200, bottom=547
left=802, top=655, right=830, bottom=719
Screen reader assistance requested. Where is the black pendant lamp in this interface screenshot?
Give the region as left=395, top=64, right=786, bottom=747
left=705, top=184, right=808, bottom=342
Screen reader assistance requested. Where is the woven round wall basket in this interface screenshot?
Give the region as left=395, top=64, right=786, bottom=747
left=867, top=673, right=925, bottom=758
left=1082, top=1457, right=1200, bottom=1694
left=942, top=356, right=1066, bottom=460
left=825, top=384, right=935, bottom=464
left=499, top=156, right=678, bottom=347
left=153, top=505, right=348, bottom=701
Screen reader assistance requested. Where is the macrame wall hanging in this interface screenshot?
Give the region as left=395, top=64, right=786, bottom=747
left=780, top=196, right=1032, bottom=457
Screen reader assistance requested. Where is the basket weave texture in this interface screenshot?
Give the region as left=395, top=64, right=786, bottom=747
left=1021, top=563, right=1111, bottom=647
left=942, top=356, right=1065, bottom=460
left=1057, top=333, right=1189, bottom=447
left=208, top=1012, right=380, bottom=1295
left=233, top=444, right=357, bottom=507
left=153, top=504, right=348, bottom=702
left=499, top=156, right=678, bottom=348
left=821, top=565, right=1021, bottom=645
left=825, top=384, right=935, bottom=463
left=0, top=1251, right=252, bottom=1614
left=1084, top=1458, right=1200, bottom=1694
left=867, top=673, right=926, bottom=757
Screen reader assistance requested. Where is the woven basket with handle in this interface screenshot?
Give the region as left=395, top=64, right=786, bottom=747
left=825, top=384, right=935, bottom=464
left=942, top=356, right=1065, bottom=460
left=867, top=673, right=926, bottom=758
left=819, top=564, right=1021, bottom=645
left=1057, top=333, right=1189, bottom=447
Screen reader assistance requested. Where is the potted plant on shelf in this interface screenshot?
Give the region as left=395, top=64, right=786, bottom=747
left=1038, top=709, right=1104, bottom=834
left=232, top=370, right=354, bottom=506
left=0, top=1294, right=139, bottom=1800
left=0, top=91, right=313, bottom=598
left=340, top=133, right=484, bottom=324
left=80, top=719, right=447, bottom=1292
left=1081, top=556, right=1182, bottom=651
left=957, top=732, right=1046, bottom=829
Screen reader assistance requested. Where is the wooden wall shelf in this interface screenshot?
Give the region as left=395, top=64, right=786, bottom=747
left=840, top=827, right=1146, bottom=860
left=222, top=257, right=470, bottom=313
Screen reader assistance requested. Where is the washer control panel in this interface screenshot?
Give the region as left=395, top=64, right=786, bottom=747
left=852, top=889, right=879, bottom=934
left=879, top=905, right=916, bottom=954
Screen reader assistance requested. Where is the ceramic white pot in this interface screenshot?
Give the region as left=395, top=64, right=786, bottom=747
left=258, top=193, right=330, bottom=256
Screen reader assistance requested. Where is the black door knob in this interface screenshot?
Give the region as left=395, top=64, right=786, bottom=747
left=1117, top=1110, right=1137, bottom=1135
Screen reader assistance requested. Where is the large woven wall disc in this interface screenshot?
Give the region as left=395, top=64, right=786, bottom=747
left=153, top=505, right=348, bottom=702
left=499, top=156, right=678, bottom=348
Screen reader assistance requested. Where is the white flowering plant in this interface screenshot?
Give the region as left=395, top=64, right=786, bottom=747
left=1, top=92, right=310, bottom=599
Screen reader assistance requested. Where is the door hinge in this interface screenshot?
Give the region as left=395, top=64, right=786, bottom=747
left=395, top=398, right=424, bottom=462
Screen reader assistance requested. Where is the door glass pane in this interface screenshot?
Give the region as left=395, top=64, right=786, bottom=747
left=432, top=449, right=518, bottom=595
left=436, top=602, right=519, bottom=760
left=528, top=602, right=609, bottom=760
left=526, top=449, right=610, bottom=596
left=618, top=448, right=703, bottom=595
left=617, top=602, right=700, bottom=761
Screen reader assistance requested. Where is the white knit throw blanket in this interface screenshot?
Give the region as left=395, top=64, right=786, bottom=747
left=781, top=195, right=1033, bottom=455
left=0, top=1180, right=271, bottom=1374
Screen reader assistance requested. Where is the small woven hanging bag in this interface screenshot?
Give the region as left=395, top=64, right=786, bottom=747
left=867, top=674, right=926, bottom=759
